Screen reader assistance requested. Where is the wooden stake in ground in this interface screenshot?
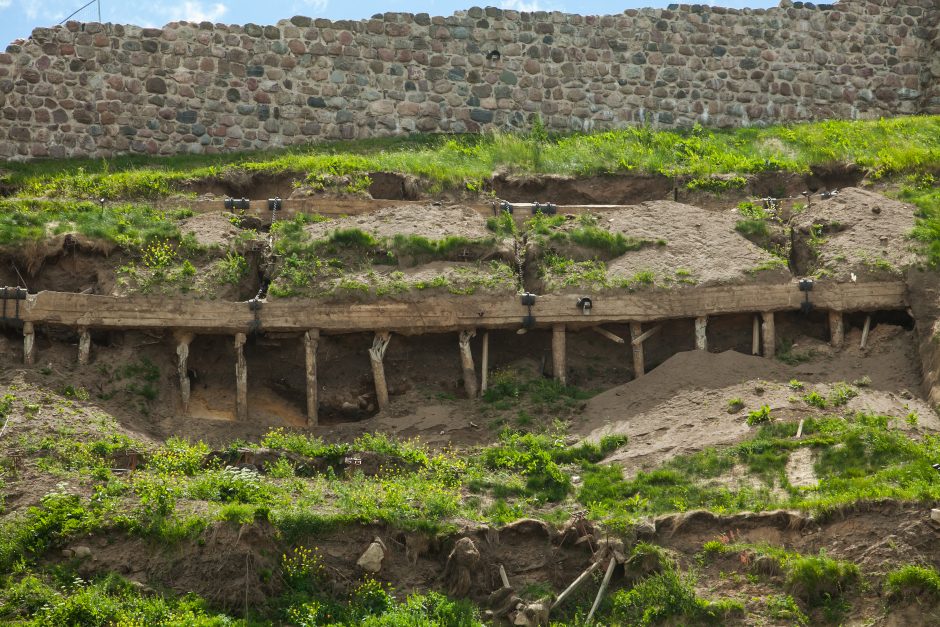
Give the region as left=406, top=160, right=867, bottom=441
left=22, top=321, right=35, bottom=366
left=761, top=312, right=775, bottom=359
left=78, top=327, right=91, bottom=365
left=551, top=559, right=606, bottom=610
left=370, top=331, right=392, bottom=410
left=860, top=314, right=871, bottom=349
left=175, top=332, right=194, bottom=411
left=752, top=315, right=761, bottom=355
left=552, top=323, right=566, bottom=385
left=480, top=331, right=489, bottom=395
left=234, top=332, right=248, bottom=421
left=630, top=322, right=644, bottom=378
left=458, top=329, right=478, bottom=398
left=585, top=557, right=618, bottom=625
left=304, top=329, right=319, bottom=426
left=694, top=316, right=707, bottom=351
left=828, top=310, right=844, bottom=349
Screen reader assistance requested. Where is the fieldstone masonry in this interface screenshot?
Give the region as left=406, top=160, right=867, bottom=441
left=0, top=0, right=937, bottom=160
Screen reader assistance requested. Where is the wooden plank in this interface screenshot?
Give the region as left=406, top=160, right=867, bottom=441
left=18, top=281, right=908, bottom=335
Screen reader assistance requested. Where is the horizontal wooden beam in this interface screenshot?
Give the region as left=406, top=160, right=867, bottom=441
left=15, top=280, right=907, bottom=335
left=173, top=198, right=632, bottom=226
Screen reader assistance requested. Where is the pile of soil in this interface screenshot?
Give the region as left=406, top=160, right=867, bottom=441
left=791, top=187, right=918, bottom=279
left=575, top=323, right=937, bottom=475
left=600, top=200, right=788, bottom=287
left=303, top=204, right=496, bottom=241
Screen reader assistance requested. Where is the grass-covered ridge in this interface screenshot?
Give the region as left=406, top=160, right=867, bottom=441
left=5, top=117, right=940, bottom=200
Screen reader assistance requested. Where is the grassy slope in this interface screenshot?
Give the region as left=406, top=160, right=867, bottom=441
left=1, top=368, right=939, bottom=624
left=2, top=116, right=939, bottom=200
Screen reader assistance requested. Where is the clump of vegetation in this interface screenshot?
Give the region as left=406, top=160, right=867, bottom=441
left=884, top=564, right=940, bottom=601
left=726, top=398, right=744, bottom=413
left=746, top=405, right=772, bottom=426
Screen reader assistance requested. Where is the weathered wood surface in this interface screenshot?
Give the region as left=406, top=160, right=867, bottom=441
left=176, top=198, right=634, bottom=225
left=18, top=281, right=907, bottom=335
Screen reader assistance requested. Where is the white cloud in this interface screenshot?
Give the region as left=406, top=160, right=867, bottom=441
left=499, top=0, right=543, bottom=12
left=0, top=0, right=12, bottom=9
left=300, top=0, right=328, bottom=12
left=162, top=1, right=228, bottom=23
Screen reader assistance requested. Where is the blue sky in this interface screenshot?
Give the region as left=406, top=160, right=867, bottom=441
left=1, top=0, right=777, bottom=47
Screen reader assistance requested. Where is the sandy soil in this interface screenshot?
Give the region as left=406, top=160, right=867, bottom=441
left=551, top=200, right=790, bottom=288
left=303, top=204, right=495, bottom=241
left=180, top=212, right=241, bottom=248
left=574, top=323, right=938, bottom=476
left=791, top=187, right=918, bottom=280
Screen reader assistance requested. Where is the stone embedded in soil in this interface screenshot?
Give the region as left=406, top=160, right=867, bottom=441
left=356, top=540, right=386, bottom=573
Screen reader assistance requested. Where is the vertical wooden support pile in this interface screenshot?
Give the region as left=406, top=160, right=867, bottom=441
left=761, top=312, right=775, bottom=358
left=752, top=315, right=761, bottom=355
left=694, top=316, right=707, bottom=351
left=175, top=332, right=194, bottom=411
left=828, top=310, right=844, bottom=349
left=552, top=324, right=566, bottom=385
left=630, top=322, right=644, bottom=378
left=78, top=327, right=91, bottom=365
left=458, top=330, right=478, bottom=398
left=304, top=330, right=319, bottom=426
left=860, top=315, right=872, bottom=349
left=22, top=321, right=35, bottom=366
left=234, top=332, right=248, bottom=421
left=480, top=331, right=489, bottom=395
left=370, top=331, right=392, bottom=411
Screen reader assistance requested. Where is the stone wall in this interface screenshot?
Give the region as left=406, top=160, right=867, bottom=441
left=0, top=0, right=937, bottom=160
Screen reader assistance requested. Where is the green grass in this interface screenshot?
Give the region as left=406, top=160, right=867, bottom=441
left=905, top=174, right=940, bottom=265
left=0, top=199, right=182, bottom=249
left=6, top=117, right=940, bottom=200
left=577, top=413, right=940, bottom=526
left=884, top=564, right=940, bottom=600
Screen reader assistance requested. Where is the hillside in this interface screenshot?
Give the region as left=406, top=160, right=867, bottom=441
left=0, top=116, right=939, bottom=625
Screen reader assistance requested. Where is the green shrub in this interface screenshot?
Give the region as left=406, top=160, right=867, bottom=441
left=735, top=218, right=769, bottom=238
left=746, top=405, right=772, bottom=426
left=610, top=568, right=743, bottom=625
left=884, top=564, right=940, bottom=600
left=727, top=398, right=744, bottom=413
left=784, top=553, right=860, bottom=607
left=803, top=391, right=828, bottom=409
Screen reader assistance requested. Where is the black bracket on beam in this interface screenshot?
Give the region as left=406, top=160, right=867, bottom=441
left=799, top=278, right=814, bottom=314
left=0, top=286, right=27, bottom=325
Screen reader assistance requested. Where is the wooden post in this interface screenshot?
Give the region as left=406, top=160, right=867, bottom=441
left=694, top=316, right=707, bottom=351
left=860, top=315, right=871, bottom=349
left=480, top=331, right=489, bottom=395
left=304, top=330, right=319, bottom=426
left=761, top=312, right=775, bottom=359
left=369, top=331, right=392, bottom=411
left=752, top=315, right=760, bottom=356
left=78, top=327, right=91, bottom=365
left=175, top=332, right=194, bottom=411
left=586, top=557, right=618, bottom=625
left=828, top=310, right=844, bottom=349
left=630, top=322, right=644, bottom=378
left=234, top=332, right=248, bottom=421
left=22, top=321, right=35, bottom=366
left=552, top=323, right=566, bottom=385
left=458, top=330, right=478, bottom=398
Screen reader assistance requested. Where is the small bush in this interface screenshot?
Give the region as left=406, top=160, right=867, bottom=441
left=884, top=564, right=940, bottom=600
left=746, top=405, right=772, bottom=426
left=727, top=398, right=744, bottom=413
left=611, top=567, right=743, bottom=626
left=802, top=391, right=828, bottom=409
left=784, top=553, right=860, bottom=607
